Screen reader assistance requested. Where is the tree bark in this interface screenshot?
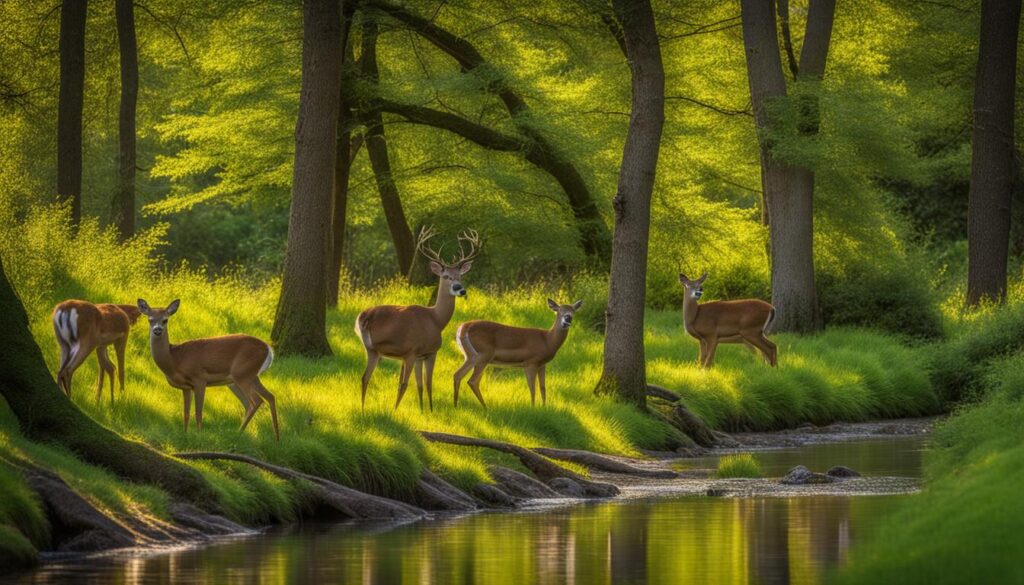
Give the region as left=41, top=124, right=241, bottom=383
left=366, top=0, right=612, bottom=265
left=272, top=0, right=343, bottom=357
left=112, top=0, right=137, bottom=240
left=0, top=257, right=219, bottom=508
left=359, top=17, right=416, bottom=277
left=328, top=4, right=357, bottom=307
left=593, top=0, right=664, bottom=408
left=967, top=0, right=1022, bottom=306
left=57, top=0, right=87, bottom=227
left=741, top=0, right=830, bottom=333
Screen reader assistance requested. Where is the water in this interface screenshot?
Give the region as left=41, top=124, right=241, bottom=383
left=8, top=437, right=925, bottom=585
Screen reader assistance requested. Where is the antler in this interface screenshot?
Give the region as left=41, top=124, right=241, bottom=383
left=451, top=228, right=482, bottom=266
left=415, top=225, right=446, bottom=265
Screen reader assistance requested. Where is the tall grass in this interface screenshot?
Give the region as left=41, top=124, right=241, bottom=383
left=0, top=206, right=942, bottom=539
left=715, top=453, right=762, bottom=478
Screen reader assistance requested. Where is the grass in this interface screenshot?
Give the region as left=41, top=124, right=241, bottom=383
left=831, top=352, right=1024, bottom=584
left=714, top=453, right=762, bottom=478
left=0, top=207, right=946, bottom=563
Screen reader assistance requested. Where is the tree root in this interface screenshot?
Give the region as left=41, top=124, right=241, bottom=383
left=647, top=384, right=734, bottom=448
left=414, top=469, right=478, bottom=511
left=418, top=431, right=619, bottom=497
left=531, top=447, right=678, bottom=479
left=174, top=452, right=424, bottom=520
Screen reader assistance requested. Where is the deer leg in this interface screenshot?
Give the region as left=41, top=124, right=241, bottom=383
left=424, top=353, right=436, bottom=412
left=361, top=350, right=381, bottom=409
left=55, top=336, right=70, bottom=395
left=758, top=333, right=778, bottom=367
left=252, top=378, right=280, bottom=442
left=702, top=336, right=719, bottom=369
left=539, top=365, right=548, bottom=405
left=114, top=336, right=128, bottom=395
left=193, top=382, right=208, bottom=431
left=182, top=389, right=193, bottom=432
left=452, top=357, right=475, bottom=408
left=235, top=383, right=264, bottom=431
left=525, top=365, right=538, bottom=406
left=60, top=344, right=93, bottom=399
left=467, top=363, right=488, bottom=409
left=394, top=357, right=415, bottom=410
left=414, top=359, right=425, bottom=412
left=697, top=337, right=707, bottom=366
left=95, top=346, right=115, bottom=404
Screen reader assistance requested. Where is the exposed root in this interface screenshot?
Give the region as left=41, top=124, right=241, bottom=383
left=647, top=384, right=729, bottom=448
left=174, top=451, right=424, bottom=520
left=414, top=469, right=478, bottom=511
left=531, top=447, right=678, bottom=479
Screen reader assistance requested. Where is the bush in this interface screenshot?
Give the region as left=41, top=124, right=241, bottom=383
left=715, top=453, right=762, bottom=478
left=930, top=301, right=1024, bottom=402
left=818, top=256, right=943, bottom=340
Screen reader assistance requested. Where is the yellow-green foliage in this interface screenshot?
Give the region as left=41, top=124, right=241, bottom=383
left=0, top=207, right=941, bottom=522
left=715, top=453, right=761, bottom=479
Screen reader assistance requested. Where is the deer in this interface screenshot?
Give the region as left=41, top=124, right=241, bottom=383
left=52, top=300, right=143, bottom=403
left=355, top=226, right=481, bottom=411
left=137, top=299, right=280, bottom=441
left=453, top=298, right=584, bottom=408
left=679, top=272, right=777, bottom=368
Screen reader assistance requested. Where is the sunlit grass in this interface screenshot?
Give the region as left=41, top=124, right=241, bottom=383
left=715, top=454, right=762, bottom=479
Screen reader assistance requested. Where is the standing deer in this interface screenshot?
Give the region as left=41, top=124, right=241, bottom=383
left=137, top=299, right=280, bottom=440
left=52, top=300, right=142, bottom=402
left=453, top=299, right=583, bottom=408
left=355, top=227, right=481, bottom=411
left=679, top=272, right=777, bottom=368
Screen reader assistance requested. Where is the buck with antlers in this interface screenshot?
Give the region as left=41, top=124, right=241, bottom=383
left=453, top=299, right=583, bottom=408
left=355, top=227, right=481, bottom=411
left=52, top=300, right=142, bottom=402
left=138, top=299, right=280, bottom=440
left=679, top=272, right=777, bottom=368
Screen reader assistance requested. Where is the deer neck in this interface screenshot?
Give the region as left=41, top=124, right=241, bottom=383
left=149, top=332, right=178, bottom=376
left=430, top=281, right=456, bottom=327
left=682, top=295, right=701, bottom=332
left=546, top=318, right=570, bottom=355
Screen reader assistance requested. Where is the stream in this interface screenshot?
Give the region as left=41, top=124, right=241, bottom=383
left=6, top=435, right=926, bottom=585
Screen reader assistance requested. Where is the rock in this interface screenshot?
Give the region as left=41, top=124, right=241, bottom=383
left=826, top=465, right=861, bottom=479
left=549, top=477, right=586, bottom=497
left=676, top=445, right=709, bottom=458
left=705, top=488, right=727, bottom=497
left=710, top=431, right=740, bottom=448
left=780, top=465, right=835, bottom=485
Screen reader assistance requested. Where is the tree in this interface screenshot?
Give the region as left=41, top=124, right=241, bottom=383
left=272, top=0, right=343, bottom=357
left=0, top=256, right=218, bottom=506
left=112, top=0, right=138, bottom=240
left=57, top=0, right=87, bottom=227
left=966, top=0, right=1022, bottom=306
left=593, top=0, right=664, bottom=408
left=358, top=16, right=416, bottom=277
left=740, top=0, right=835, bottom=333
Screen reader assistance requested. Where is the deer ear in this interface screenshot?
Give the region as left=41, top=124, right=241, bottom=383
left=571, top=300, right=584, bottom=311
left=429, top=261, right=444, bottom=276
left=547, top=298, right=559, bottom=311
left=167, top=299, right=181, bottom=315
left=678, top=273, right=689, bottom=284
left=137, top=299, right=150, bottom=315
left=458, top=261, right=473, bottom=275
left=698, top=272, right=708, bottom=284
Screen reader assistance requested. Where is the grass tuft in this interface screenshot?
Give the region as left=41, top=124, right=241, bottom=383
left=714, top=453, right=762, bottom=479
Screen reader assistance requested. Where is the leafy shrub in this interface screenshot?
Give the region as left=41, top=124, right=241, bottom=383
left=931, top=301, right=1024, bottom=402
left=715, top=453, right=762, bottom=478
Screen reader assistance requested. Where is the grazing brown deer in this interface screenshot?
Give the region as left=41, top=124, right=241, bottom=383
left=679, top=272, right=777, bottom=368
left=355, top=227, right=481, bottom=411
left=138, top=299, right=280, bottom=440
left=453, top=299, right=583, bottom=408
left=52, top=300, right=142, bottom=402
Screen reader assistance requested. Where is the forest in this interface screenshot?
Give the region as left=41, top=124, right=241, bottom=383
left=0, top=0, right=1022, bottom=583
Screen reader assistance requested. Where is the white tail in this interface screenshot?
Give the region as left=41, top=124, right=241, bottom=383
left=679, top=272, right=777, bottom=368
left=52, top=300, right=142, bottom=402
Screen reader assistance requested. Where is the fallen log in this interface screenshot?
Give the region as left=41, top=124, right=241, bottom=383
left=418, top=431, right=619, bottom=497
left=531, top=447, right=677, bottom=479
left=174, top=452, right=425, bottom=520
left=647, top=384, right=727, bottom=448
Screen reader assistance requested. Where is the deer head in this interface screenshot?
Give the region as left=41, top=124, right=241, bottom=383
left=547, top=298, right=584, bottom=329
left=416, top=226, right=481, bottom=298
left=678, top=272, right=709, bottom=300
left=137, top=298, right=180, bottom=338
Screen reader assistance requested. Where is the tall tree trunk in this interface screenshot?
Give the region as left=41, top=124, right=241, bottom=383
left=967, top=0, right=1022, bottom=306
left=741, top=0, right=829, bottom=333
left=272, top=0, right=343, bottom=357
left=328, top=4, right=356, bottom=307
left=359, top=17, right=416, bottom=277
left=0, top=257, right=219, bottom=507
left=57, top=0, right=87, bottom=227
left=112, top=0, right=137, bottom=240
left=593, top=0, right=664, bottom=408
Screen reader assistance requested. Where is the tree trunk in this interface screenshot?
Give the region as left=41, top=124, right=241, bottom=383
left=967, top=0, right=1022, bottom=306
left=271, top=0, right=343, bottom=357
left=366, top=0, right=612, bottom=266
left=741, top=0, right=829, bottom=333
left=359, top=17, right=416, bottom=277
left=593, top=0, right=664, bottom=408
left=112, top=0, right=137, bottom=240
left=0, top=257, right=219, bottom=507
left=57, top=0, right=87, bottom=227
left=328, top=5, right=357, bottom=307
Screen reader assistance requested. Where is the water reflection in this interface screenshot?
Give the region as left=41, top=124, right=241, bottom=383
left=10, top=438, right=922, bottom=585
